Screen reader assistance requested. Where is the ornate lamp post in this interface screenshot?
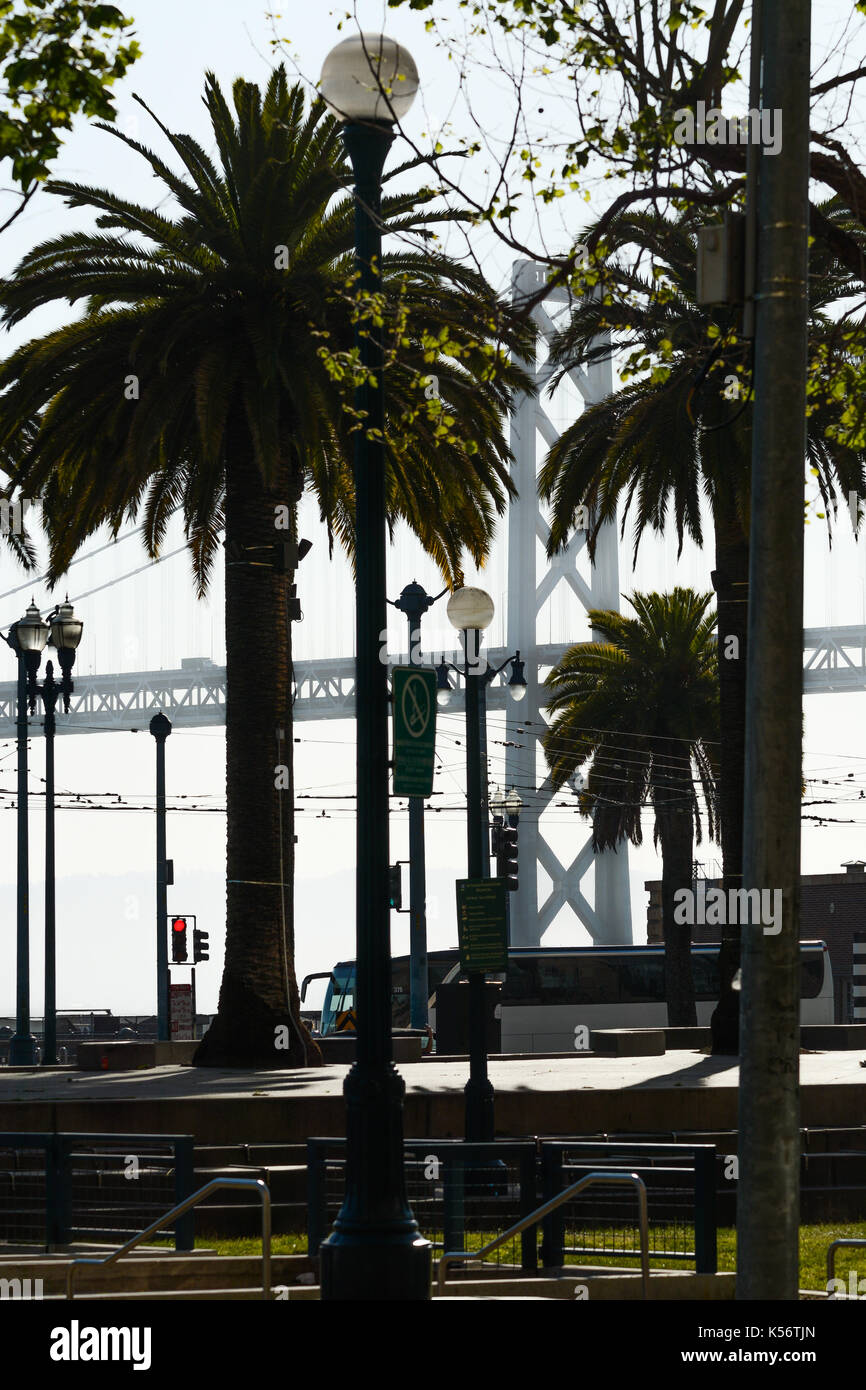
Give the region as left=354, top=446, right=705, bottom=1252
left=37, top=599, right=84, bottom=1065
left=390, top=581, right=446, bottom=1029
left=437, top=587, right=526, bottom=1138
left=319, top=31, right=431, bottom=1301
left=2, top=601, right=50, bottom=1065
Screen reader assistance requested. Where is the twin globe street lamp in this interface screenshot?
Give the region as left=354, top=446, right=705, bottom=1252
left=436, top=587, right=526, bottom=1139
left=318, top=31, right=432, bottom=1301
left=3, top=598, right=83, bottom=1066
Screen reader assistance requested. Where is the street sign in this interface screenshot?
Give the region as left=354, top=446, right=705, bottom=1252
left=392, top=666, right=436, bottom=797
left=170, top=983, right=193, bottom=1040
left=456, top=878, right=508, bottom=973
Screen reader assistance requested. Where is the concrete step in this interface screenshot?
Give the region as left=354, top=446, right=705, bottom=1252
left=0, top=1253, right=316, bottom=1296
left=193, top=1164, right=307, bottom=1201
left=194, top=1144, right=307, bottom=1166
left=42, top=1270, right=737, bottom=1300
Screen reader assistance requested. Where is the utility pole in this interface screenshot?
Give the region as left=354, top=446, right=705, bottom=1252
left=737, top=0, right=811, bottom=1301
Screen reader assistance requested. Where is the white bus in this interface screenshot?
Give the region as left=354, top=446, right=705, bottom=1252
left=435, top=941, right=833, bottom=1052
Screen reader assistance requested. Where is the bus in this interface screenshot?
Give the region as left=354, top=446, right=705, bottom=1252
left=309, top=941, right=833, bottom=1048
left=436, top=941, right=834, bottom=1052
left=304, top=950, right=460, bottom=1037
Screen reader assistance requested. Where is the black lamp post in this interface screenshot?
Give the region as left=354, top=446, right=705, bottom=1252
left=3, top=600, right=50, bottom=1066
left=36, top=598, right=84, bottom=1066
left=318, top=31, right=431, bottom=1302
left=436, top=587, right=526, bottom=1139
left=390, top=581, right=447, bottom=1029
left=149, top=713, right=172, bottom=1043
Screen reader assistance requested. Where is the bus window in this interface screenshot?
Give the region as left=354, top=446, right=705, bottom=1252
left=690, top=952, right=720, bottom=1001
left=320, top=964, right=355, bottom=1036
left=618, top=955, right=665, bottom=1003
left=800, top=952, right=823, bottom=999
left=390, top=959, right=410, bottom=1029
left=503, top=958, right=541, bottom=1003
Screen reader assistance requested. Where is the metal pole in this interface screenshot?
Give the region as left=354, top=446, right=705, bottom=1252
left=42, top=663, right=58, bottom=1066
left=10, top=637, right=36, bottom=1066
left=464, top=629, right=494, bottom=1141
left=149, top=713, right=172, bottom=1043
left=737, top=0, right=811, bottom=1302
left=320, top=120, right=431, bottom=1302
left=393, top=581, right=444, bottom=1030
left=406, top=611, right=429, bottom=1031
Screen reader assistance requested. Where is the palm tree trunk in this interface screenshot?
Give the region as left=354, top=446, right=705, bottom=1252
left=710, top=497, right=750, bottom=1053
left=194, top=440, right=320, bottom=1067
left=656, top=749, right=698, bottom=1027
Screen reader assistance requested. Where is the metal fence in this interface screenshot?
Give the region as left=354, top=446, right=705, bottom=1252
left=307, top=1139, right=538, bottom=1270
left=540, top=1141, right=717, bottom=1273
left=0, top=1133, right=195, bottom=1251
left=307, top=1137, right=717, bottom=1274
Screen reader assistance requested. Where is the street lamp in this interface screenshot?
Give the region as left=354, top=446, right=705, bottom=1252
left=37, top=598, right=84, bottom=1065
left=441, top=587, right=526, bottom=1140
left=390, top=581, right=447, bottom=1031
left=2, top=600, right=49, bottom=1065
left=319, top=32, right=431, bottom=1302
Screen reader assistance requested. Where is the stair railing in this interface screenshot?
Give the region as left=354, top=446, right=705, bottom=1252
left=66, top=1177, right=271, bottom=1299
left=437, top=1170, right=649, bottom=1298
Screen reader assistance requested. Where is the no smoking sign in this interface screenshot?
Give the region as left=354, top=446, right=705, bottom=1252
left=392, top=666, right=437, bottom=797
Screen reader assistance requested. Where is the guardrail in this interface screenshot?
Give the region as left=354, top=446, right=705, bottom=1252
left=0, top=1133, right=195, bottom=1251
left=540, top=1140, right=717, bottom=1273
left=438, top=1171, right=649, bottom=1297
left=67, top=1177, right=271, bottom=1299
left=308, top=1139, right=538, bottom=1269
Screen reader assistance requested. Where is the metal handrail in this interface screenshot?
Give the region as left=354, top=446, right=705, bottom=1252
left=437, top=1170, right=650, bottom=1298
left=66, top=1177, right=271, bottom=1299
left=826, top=1238, right=866, bottom=1297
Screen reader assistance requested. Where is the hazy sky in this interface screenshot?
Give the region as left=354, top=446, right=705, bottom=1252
left=1, top=0, right=865, bottom=1019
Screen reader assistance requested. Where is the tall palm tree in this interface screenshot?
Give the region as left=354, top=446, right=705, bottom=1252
left=543, top=588, right=719, bottom=1025
left=0, top=67, right=532, bottom=1067
left=539, top=206, right=866, bottom=1050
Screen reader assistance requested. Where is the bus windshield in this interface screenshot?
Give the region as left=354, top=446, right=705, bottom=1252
left=319, top=951, right=460, bottom=1035
left=320, top=963, right=355, bottom=1035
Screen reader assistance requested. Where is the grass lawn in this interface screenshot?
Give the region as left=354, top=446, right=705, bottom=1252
left=186, top=1222, right=866, bottom=1291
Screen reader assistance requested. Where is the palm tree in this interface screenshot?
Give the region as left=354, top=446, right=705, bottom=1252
left=538, top=206, right=866, bottom=1050
left=0, top=67, right=532, bottom=1067
left=542, top=588, right=719, bottom=1025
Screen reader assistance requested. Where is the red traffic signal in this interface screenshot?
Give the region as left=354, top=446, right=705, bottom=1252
left=170, top=916, right=189, bottom=963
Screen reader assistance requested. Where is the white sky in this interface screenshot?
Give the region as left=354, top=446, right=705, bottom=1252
left=1, top=0, right=865, bottom=1018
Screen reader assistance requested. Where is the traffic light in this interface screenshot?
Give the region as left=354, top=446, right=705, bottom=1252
left=388, top=864, right=402, bottom=911
left=170, top=916, right=189, bottom=963
left=497, top=826, right=519, bottom=892
left=193, top=928, right=210, bottom=963
left=490, top=819, right=503, bottom=859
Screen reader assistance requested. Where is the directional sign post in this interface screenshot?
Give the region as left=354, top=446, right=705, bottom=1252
left=456, top=878, right=508, bottom=974
left=392, top=666, right=437, bottom=798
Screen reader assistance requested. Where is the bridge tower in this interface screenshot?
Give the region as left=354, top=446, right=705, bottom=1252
left=504, top=260, right=633, bottom=947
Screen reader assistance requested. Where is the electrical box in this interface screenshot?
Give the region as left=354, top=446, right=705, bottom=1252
left=696, top=213, right=745, bottom=306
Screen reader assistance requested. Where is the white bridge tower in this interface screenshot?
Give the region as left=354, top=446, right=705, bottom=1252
left=504, top=261, right=633, bottom=947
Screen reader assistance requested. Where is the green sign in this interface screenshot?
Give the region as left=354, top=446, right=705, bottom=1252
left=456, top=878, right=508, bottom=973
left=392, top=666, right=437, bottom=797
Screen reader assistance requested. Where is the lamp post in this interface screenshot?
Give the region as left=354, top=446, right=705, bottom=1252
left=149, top=713, right=172, bottom=1043
left=2, top=600, right=49, bottom=1066
left=36, top=599, right=84, bottom=1066
left=319, top=31, right=431, bottom=1301
left=390, top=581, right=447, bottom=1029
left=437, top=587, right=526, bottom=1139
